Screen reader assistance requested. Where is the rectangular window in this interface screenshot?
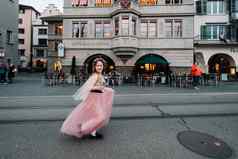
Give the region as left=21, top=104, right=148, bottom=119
left=72, top=0, right=88, bottom=7
left=55, top=24, right=63, bottom=36
left=72, top=22, right=87, bottom=38
left=140, top=20, right=157, bottom=38
left=19, top=9, right=25, bottom=14
left=36, top=49, right=45, bottom=57
left=7, top=31, right=13, bottom=44
left=19, top=18, right=23, bottom=24
left=132, top=18, right=137, bottom=36
left=38, top=39, right=47, bottom=46
left=139, top=0, right=157, bottom=6
left=18, top=39, right=24, bottom=44
left=80, top=22, right=87, bottom=38
left=95, top=0, right=112, bottom=7
left=38, top=29, right=47, bottom=35
left=165, top=0, right=182, bottom=5
left=18, top=28, right=25, bottom=34
left=148, top=21, right=157, bottom=38
left=95, top=21, right=112, bottom=38
left=115, top=18, right=119, bottom=36
left=165, top=20, right=173, bottom=38
left=122, top=16, right=129, bottom=36
left=231, top=0, right=238, bottom=12
left=201, top=25, right=226, bottom=40
left=173, top=20, right=182, bottom=38
left=140, top=21, right=148, bottom=38
left=207, top=0, right=224, bottom=15
left=18, top=49, right=25, bottom=56
left=72, top=23, right=79, bottom=38
left=95, top=22, right=103, bottom=38
left=165, top=19, right=182, bottom=38
left=103, top=21, right=112, bottom=38
left=218, top=1, right=224, bottom=13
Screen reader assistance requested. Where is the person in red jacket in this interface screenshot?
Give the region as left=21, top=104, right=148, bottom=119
left=191, top=63, right=203, bottom=89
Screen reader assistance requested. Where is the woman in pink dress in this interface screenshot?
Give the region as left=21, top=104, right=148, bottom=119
left=61, top=58, right=114, bottom=139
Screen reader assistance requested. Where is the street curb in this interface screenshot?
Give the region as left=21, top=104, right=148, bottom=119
left=1, top=113, right=238, bottom=124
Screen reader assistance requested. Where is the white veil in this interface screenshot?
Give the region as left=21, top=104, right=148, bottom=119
left=72, top=73, right=97, bottom=101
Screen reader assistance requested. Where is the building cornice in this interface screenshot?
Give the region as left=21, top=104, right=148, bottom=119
left=62, top=13, right=194, bottom=19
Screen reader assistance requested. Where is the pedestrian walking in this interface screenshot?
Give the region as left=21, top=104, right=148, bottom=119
left=191, top=63, right=203, bottom=90
left=0, top=60, right=7, bottom=84
left=61, top=58, right=114, bottom=139
left=7, top=59, right=16, bottom=84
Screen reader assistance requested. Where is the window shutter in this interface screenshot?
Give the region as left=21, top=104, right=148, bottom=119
left=196, top=0, right=202, bottom=15
left=201, top=25, right=207, bottom=40
left=201, top=0, right=207, bottom=15
left=226, top=25, right=231, bottom=40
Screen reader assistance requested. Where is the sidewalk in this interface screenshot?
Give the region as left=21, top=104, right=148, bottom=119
left=0, top=72, right=238, bottom=97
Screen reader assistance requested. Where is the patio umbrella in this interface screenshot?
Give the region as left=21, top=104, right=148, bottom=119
left=136, top=54, right=168, bottom=65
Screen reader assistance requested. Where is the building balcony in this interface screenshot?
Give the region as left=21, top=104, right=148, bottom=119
left=112, top=36, right=138, bottom=56
left=194, top=35, right=238, bottom=45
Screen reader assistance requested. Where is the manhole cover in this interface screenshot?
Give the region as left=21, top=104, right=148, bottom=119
left=177, top=130, right=232, bottom=159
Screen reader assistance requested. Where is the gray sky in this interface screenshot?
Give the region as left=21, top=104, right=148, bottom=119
left=19, top=0, right=63, bottom=12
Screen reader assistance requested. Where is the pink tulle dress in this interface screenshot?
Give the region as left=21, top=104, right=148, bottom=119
left=60, top=74, right=114, bottom=138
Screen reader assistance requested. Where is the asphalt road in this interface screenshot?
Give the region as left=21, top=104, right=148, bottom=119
left=0, top=92, right=238, bottom=122
left=0, top=117, right=238, bottom=159
left=0, top=74, right=238, bottom=159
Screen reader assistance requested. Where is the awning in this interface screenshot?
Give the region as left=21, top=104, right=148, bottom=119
left=136, top=55, right=168, bottom=65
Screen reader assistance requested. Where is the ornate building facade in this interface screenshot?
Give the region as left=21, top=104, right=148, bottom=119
left=60, top=0, right=194, bottom=78
left=194, top=0, right=238, bottom=80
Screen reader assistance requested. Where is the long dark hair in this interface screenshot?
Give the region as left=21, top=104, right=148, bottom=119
left=92, top=58, right=106, bottom=73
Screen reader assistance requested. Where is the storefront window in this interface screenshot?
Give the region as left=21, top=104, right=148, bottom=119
left=145, top=64, right=156, bottom=71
